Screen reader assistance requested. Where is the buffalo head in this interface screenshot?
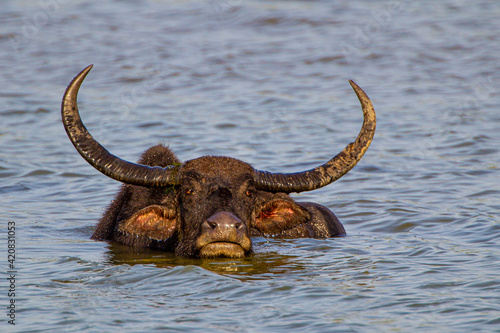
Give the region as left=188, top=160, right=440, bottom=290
left=61, top=65, right=376, bottom=258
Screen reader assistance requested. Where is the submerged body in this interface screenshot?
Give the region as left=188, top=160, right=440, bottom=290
left=61, top=65, right=376, bottom=258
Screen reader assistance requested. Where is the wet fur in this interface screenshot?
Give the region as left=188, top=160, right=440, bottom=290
left=92, top=144, right=345, bottom=256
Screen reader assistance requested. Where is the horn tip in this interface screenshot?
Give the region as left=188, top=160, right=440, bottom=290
left=348, top=79, right=359, bottom=90
left=348, top=80, right=371, bottom=102
left=83, top=64, right=94, bottom=74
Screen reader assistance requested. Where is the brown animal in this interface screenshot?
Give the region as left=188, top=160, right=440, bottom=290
left=62, top=65, right=376, bottom=258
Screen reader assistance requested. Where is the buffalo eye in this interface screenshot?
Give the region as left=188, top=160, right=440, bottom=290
left=185, top=189, right=194, bottom=195
left=245, top=189, right=254, bottom=197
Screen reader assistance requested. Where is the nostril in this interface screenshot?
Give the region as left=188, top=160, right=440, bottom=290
left=206, top=212, right=244, bottom=231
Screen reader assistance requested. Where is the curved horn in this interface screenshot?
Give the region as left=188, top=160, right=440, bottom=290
left=254, top=80, right=376, bottom=193
left=61, top=65, right=178, bottom=187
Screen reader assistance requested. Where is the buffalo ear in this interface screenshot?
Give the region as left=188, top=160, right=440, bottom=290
left=117, top=205, right=177, bottom=241
left=254, top=196, right=311, bottom=236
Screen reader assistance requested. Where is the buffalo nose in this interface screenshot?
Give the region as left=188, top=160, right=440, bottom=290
left=206, top=212, right=244, bottom=231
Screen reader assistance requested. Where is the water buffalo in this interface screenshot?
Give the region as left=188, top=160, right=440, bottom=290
left=62, top=65, right=376, bottom=258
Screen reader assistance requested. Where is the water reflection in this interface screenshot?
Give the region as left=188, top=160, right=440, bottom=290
left=104, top=240, right=306, bottom=279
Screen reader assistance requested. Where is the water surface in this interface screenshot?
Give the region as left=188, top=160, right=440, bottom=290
left=1, top=0, right=499, bottom=332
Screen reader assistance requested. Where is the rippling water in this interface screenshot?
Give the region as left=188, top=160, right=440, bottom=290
left=1, top=0, right=499, bottom=332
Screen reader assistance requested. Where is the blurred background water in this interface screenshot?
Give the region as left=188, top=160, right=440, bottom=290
left=1, top=0, right=499, bottom=332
